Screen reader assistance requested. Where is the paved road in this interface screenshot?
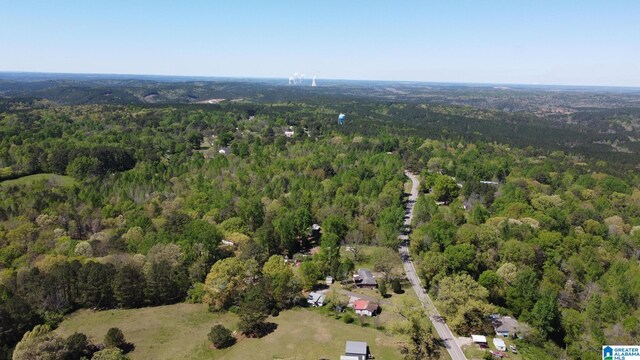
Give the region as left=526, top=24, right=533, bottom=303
left=399, top=170, right=467, bottom=360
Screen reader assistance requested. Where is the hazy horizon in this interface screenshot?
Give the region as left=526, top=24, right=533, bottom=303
left=2, top=1, right=639, bottom=87
left=4, top=70, right=640, bottom=90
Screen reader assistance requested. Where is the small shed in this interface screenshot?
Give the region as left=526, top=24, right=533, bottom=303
left=343, top=341, right=369, bottom=360
left=218, top=147, right=231, bottom=155
left=326, top=276, right=334, bottom=285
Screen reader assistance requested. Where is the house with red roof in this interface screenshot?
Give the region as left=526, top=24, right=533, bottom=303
left=353, top=299, right=379, bottom=317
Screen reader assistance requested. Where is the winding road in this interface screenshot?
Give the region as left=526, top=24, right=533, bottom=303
left=399, top=171, right=467, bottom=360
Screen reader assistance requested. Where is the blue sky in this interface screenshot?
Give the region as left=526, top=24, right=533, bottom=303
left=1, top=1, right=639, bottom=86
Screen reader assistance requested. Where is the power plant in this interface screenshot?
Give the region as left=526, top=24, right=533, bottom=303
left=288, top=73, right=305, bottom=85
left=288, top=73, right=318, bottom=86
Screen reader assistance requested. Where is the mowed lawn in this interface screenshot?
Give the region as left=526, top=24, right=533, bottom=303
left=56, top=303, right=235, bottom=360
left=56, top=304, right=404, bottom=360
left=0, top=173, right=77, bottom=187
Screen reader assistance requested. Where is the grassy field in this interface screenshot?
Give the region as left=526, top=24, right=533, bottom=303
left=0, top=173, right=77, bottom=187
left=339, top=245, right=404, bottom=273
left=56, top=304, right=405, bottom=360
left=56, top=304, right=236, bottom=360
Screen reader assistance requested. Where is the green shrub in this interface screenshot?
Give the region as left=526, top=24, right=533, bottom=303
left=378, top=280, right=387, bottom=297
left=104, top=328, right=126, bottom=350
left=186, top=282, right=205, bottom=303
left=392, top=279, right=402, bottom=294
left=208, top=324, right=236, bottom=349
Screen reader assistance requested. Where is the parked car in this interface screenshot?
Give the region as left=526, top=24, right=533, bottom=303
left=510, top=344, right=517, bottom=354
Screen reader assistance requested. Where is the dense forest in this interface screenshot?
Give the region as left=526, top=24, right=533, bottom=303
left=0, top=79, right=639, bottom=359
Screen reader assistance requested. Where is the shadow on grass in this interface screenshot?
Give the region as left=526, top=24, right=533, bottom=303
left=215, top=338, right=236, bottom=349
left=121, top=342, right=136, bottom=354
left=244, top=322, right=278, bottom=338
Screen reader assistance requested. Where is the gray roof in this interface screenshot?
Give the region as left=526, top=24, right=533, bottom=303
left=493, top=316, right=521, bottom=333
left=345, top=341, right=368, bottom=355
left=355, top=269, right=376, bottom=286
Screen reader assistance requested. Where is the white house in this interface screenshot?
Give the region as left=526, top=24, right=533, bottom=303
left=353, top=299, right=378, bottom=317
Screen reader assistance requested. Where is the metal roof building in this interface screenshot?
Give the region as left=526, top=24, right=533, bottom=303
left=342, top=341, right=368, bottom=360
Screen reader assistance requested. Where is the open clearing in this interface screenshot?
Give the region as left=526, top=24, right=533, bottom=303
left=56, top=303, right=404, bottom=360
left=0, top=173, right=77, bottom=187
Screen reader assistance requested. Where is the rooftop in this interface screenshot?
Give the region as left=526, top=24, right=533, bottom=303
left=493, top=316, right=524, bottom=333
left=354, top=268, right=376, bottom=286
left=353, top=299, right=378, bottom=312
left=345, top=341, right=368, bottom=355
left=493, top=338, right=506, bottom=347
left=471, top=334, right=487, bottom=343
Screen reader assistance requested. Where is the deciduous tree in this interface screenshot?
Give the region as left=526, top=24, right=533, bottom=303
left=371, top=247, right=401, bottom=283
left=203, top=257, right=258, bottom=311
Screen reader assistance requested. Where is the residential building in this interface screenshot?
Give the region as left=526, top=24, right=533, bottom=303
left=493, top=315, right=527, bottom=337
left=353, top=299, right=379, bottom=317
left=353, top=269, right=377, bottom=288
